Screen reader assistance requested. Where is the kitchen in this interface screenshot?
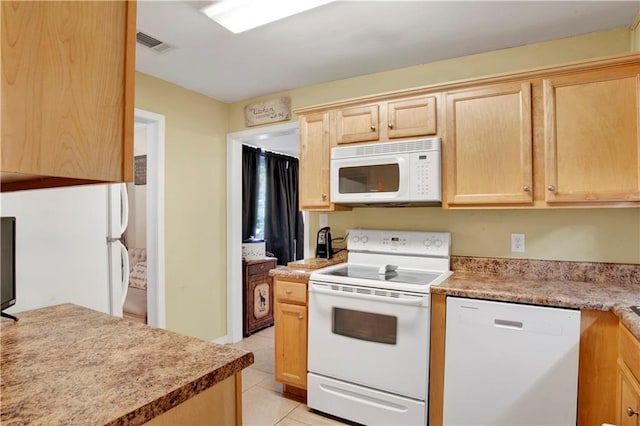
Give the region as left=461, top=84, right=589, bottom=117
left=140, top=2, right=640, bottom=416
left=137, top=0, right=640, bottom=341
left=2, top=1, right=640, bottom=425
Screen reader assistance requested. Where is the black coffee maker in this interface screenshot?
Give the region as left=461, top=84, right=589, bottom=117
left=315, top=226, right=333, bottom=259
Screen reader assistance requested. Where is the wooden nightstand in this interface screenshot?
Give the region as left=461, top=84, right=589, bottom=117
left=242, top=258, right=277, bottom=337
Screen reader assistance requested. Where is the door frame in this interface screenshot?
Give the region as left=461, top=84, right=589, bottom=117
left=226, top=121, right=303, bottom=343
left=134, top=108, right=166, bottom=329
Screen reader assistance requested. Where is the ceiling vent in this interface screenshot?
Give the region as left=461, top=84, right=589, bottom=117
left=136, top=31, right=173, bottom=53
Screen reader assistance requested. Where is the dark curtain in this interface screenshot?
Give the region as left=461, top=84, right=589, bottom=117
left=264, top=151, right=304, bottom=265
left=242, top=145, right=261, bottom=241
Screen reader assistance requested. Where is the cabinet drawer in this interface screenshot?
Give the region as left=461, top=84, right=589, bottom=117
left=248, top=261, right=276, bottom=276
left=620, top=324, right=640, bottom=382
left=275, top=280, right=307, bottom=304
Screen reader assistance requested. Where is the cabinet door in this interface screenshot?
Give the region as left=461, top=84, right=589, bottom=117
left=618, top=362, right=640, bottom=426
left=544, top=69, right=640, bottom=203
left=387, top=95, right=437, bottom=139
left=1, top=1, right=135, bottom=187
left=274, top=301, right=307, bottom=389
left=336, top=104, right=379, bottom=144
left=299, top=112, right=332, bottom=210
left=445, top=82, right=533, bottom=206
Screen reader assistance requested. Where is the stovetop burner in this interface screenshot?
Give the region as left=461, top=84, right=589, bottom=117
left=326, top=264, right=442, bottom=286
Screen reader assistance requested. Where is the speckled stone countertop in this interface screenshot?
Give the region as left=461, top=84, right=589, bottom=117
left=286, top=250, right=347, bottom=270
left=271, top=253, right=640, bottom=339
left=0, top=304, right=253, bottom=425
left=271, top=250, right=347, bottom=281
left=434, top=256, right=640, bottom=340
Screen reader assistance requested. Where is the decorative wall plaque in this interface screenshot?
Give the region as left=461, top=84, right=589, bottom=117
left=134, top=155, right=147, bottom=185
left=245, top=96, right=291, bottom=127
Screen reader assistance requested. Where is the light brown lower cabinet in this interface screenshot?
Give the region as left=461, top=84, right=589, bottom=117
left=618, top=324, right=640, bottom=426
left=274, top=277, right=308, bottom=393
left=429, top=295, right=624, bottom=426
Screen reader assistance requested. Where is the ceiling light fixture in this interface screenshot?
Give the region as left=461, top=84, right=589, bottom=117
left=201, top=0, right=335, bottom=34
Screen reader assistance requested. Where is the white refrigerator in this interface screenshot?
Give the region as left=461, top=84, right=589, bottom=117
left=0, top=183, right=130, bottom=317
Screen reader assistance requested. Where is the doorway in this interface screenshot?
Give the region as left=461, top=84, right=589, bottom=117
left=129, top=108, right=166, bottom=329
left=226, top=122, right=309, bottom=343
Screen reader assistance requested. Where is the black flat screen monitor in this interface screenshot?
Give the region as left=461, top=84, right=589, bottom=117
left=1, top=217, right=16, bottom=312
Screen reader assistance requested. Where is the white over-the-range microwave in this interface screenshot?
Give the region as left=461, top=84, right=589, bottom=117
left=330, top=137, right=442, bottom=205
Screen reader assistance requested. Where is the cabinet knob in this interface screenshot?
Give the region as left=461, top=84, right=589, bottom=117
left=547, top=185, right=556, bottom=192
left=388, top=123, right=394, bottom=129
left=321, top=193, right=327, bottom=200
left=285, top=290, right=292, bottom=294
left=298, top=315, right=304, bottom=320
left=370, top=125, right=376, bottom=131
left=523, top=186, right=531, bottom=193
left=626, top=406, right=639, bottom=417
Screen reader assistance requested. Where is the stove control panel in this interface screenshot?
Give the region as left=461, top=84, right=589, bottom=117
left=347, top=229, right=451, bottom=257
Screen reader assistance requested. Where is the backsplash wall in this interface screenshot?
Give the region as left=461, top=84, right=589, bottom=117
left=307, top=208, right=640, bottom=264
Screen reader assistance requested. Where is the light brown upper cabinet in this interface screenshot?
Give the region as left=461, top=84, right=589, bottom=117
left=1, top=0, right=136, bottom=192
left=296, top=53, right=640, bottom=210
left=335, top=95, right=437, bottom=144
left=543, top=68, right=640, bottom=204
left=299, top=112, right=333, bottom=210
left=444, top=82, right=533, bottom=206
left=336, top=104, right=380, bottom=144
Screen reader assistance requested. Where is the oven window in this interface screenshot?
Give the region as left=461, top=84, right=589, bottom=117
left=338, top=164, right=399, bottom=194
left=332, top=307, right=397, bottom=345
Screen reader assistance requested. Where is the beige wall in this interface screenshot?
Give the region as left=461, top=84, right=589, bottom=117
left=314, top=208, right=640, bottom=264
left=231, top=27, right=639, bottom=265
left=135, top=72, right=229, bottom=340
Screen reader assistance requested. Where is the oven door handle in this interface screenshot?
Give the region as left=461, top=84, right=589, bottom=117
left=310, top=284, right=427, bottom=306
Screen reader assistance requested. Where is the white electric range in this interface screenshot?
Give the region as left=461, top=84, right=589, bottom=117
left=307, top=228, right=452, bottom=426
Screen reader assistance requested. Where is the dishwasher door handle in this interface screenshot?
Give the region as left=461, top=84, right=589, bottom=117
left=494, top=319, right=524, bottom=330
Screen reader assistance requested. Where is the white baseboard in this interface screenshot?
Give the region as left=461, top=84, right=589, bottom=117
left=212, top=335, right=229, bottom=345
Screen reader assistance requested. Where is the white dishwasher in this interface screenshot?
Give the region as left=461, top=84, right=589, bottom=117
left=443, top=297, right=581, bottom=425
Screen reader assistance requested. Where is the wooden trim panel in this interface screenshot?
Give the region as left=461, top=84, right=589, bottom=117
left=122, top=0, right=137, bottom=183
left=577, top=310, right=619, bottom=426
left=428, top=293, right=446, bottom=426
left=145, top=374, right=240, bottom=426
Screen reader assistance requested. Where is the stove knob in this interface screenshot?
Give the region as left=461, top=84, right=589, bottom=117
left=435, top=239, right=443, bottom=247
left=352, top=236, right=360, bottom=243
left=361, top=236, right=369, bottom=243
left=424, top=240, right=432, bottom=247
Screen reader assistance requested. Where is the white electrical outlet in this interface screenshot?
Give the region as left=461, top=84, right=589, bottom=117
left=319, top=213, right=328, bottom=229
left=511, top=233, right=525, bottom=252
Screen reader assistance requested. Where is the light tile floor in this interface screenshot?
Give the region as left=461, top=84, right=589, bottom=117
left=230, top=326, right=356, bottom=426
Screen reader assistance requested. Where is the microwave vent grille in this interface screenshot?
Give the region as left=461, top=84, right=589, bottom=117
left=333, top=137, right=440, bottom=159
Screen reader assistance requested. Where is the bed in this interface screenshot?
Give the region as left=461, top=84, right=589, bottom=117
left=123, top=248, right=147, bottom=323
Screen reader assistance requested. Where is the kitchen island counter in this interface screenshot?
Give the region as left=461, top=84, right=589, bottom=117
left=0, top=304, right=253, bottom=425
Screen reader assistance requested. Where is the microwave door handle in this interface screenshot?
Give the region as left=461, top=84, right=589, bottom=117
left=310, top=283, right=425, bottom=306
left=396, top=156, right=410, bottom=197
